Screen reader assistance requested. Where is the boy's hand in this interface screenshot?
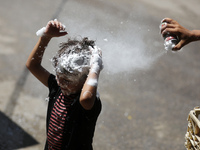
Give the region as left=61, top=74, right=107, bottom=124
left=89, top=46, right=103, bottom=74
left=36, top=19, right=68, bottom=38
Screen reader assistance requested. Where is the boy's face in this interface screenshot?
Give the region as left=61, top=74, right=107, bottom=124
left=56, top=72, right=84, bottom=96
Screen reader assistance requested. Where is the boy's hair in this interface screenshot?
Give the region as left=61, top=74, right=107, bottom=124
left=52, top=37, right=95, bottom=81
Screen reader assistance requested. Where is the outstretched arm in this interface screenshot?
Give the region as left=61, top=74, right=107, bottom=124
left=160, top=18, right=200, bottom=51
left=26, top=19, right=67, bottom=87
left=80, top=46, right=103, bottom=110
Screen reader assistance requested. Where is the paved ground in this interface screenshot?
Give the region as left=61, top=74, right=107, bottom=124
left=1, top=0, right=200, bottom=149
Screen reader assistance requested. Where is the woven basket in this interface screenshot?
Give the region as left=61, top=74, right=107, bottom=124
left=185, top=107, right=200, bottom=150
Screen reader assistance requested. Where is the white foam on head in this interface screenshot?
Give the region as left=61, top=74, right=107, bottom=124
left=55, top=50, right=91, bottom=76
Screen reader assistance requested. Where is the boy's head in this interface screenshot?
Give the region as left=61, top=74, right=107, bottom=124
left=52, top=37, right=95, bottom=95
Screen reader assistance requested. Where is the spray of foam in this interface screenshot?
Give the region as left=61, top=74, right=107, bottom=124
left=100, top=32, right=164, bottom=74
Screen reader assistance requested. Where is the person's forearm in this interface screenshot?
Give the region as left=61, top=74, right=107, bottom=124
left=191, top=30, right=200, bottom=42
left=80, top=71, right=100, bottom=110
left=26, top=36, right=51, bottom=69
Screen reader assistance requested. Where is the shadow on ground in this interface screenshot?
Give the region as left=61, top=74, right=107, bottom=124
left=0, top=111, right=39, bottom=150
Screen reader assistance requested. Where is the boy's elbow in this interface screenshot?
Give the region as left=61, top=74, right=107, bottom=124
left=26, top=61, right=33, bottom=71
left=26, top=62, right=31, bottom=70
left=80, top=98, right=95, bottom=110
left=25, top=61, right=38, bottom=72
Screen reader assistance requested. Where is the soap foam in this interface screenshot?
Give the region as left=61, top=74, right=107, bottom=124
left=53, top=48, right=92, bottom=79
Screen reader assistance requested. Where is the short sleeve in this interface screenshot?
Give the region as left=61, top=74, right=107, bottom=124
left=83, top=97, right=102, bottom=120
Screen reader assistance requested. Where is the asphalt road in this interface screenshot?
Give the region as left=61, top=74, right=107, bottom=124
left=1, top=0, right=200, bottom=149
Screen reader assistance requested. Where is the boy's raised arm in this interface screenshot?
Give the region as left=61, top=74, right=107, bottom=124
left=26, top=19, right=67, bottom=87
left=80, top=46, right=103, bottom=110
left=26, top=36, right=51, bottom=87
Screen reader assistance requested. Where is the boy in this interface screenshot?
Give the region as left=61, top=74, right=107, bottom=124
left=26, top=19, right=103, bottom=150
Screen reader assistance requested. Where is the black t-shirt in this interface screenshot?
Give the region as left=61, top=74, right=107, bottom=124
left=45, top=74, right=102, bottom=150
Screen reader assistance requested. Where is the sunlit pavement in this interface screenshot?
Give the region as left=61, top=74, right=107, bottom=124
left=1, top=0, right=200, bottom=149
